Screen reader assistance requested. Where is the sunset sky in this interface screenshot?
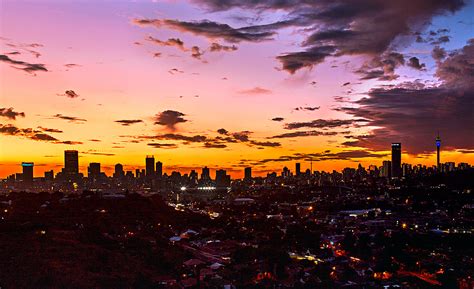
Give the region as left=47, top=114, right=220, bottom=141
left=1, top=0, right=473, bottom=178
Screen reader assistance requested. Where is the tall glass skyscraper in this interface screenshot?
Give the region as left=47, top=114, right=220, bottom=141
left=391, top=143, right=401, bottom=178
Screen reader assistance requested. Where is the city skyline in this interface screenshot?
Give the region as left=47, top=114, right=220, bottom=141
left=5, top=138, right=468, bottom=180
left=1, top=0, right=474, bottom=178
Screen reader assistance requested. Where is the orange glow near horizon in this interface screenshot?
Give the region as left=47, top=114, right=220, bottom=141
left=1, top=1, right=473, bottom=179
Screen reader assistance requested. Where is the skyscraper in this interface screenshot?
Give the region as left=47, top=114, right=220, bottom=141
left=156, top=161, right=163, bottom=177
left=391, top=143, right=401, bottom=178
left=215, top=169, right=231, bottom=187
left=145, top=155, right=155, bottom=178
left=22, top=162, right=34, bottom=183
left=382, top=160, right=392, bottom=178
left=88, top=163, right=101, bottom=180
left=64, top=150, right=79, bottom=179
left=295, top=163, right=301, bottom=176
left=244, top=167, right=252, bottom=180
left=44, top=170, right=54, bottom=181
left=201, top=166, right=210, bottom=181
left=436, top=134, right=441, bottom=170
left=114, top=163, right=124, bottom=179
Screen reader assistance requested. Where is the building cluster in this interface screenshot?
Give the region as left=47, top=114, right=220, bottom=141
left=0, top=136, right=473, bottom=288
left=1, top=138, right=472, bottom=195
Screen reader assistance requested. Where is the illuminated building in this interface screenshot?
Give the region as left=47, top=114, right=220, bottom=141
left=22, top=162, right=34, bottom=183
left=391, top=143, right=401, bottom=178
left=436, top=133, right=441, bottom=170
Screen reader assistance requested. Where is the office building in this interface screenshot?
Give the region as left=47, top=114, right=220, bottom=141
left=391, top=143, right=401, bottom=178
left=295, top=163, right=301, bottom=176
left=382, top=160, right=391, bottom=178
left=216, top=169, right=231, bottom=187
left=156, top=161, right=163, bottom=177
left=44, top=170, right=54, bottom=181
left=64, top=150, right=79, bottom=176
left=201, top=166, right=210, bottom=181
left=88, top=163, right=101, bottom=180
left=282, top=166, right=290, bottom=178
left=146, top=155, right=155, bottom=178
left=244, top=167, right=252, bottom=180
left=114, top=163, right=124, bottom=179
left=22, top=162, right=34, bottom=183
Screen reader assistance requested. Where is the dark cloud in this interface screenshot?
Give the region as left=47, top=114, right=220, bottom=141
left=0, top=124, right=82, bottom=144
left=154, top=133, right=207, bottom=143
left=435, top=39, right=474, bottom=86
left=293, top=106, right=320, bottom=111
left=339, top=40, right=474, bottom=153
left=82, top=151, right=115, bottom=156
left=246, top=149, right=388, bottom=165
left=191, top=46, right=204, bottom=59
left=57, top=141, right=83, bottom=145
left=269, top=130, right=338, bottom=139
left=147, top=36, right=186, bottom=50
left=38, top=127, right=63, bottom=133
left=355, top=52, right=405, bottom=81
left=168, top=68, right=184, bottom=74
left=115, top=119, right=143, bottom=126
left=277, top=46, right=336, bottom=74
left=53, top=114, right=87, bottom=123
left=148, top=143, right=178, bottom=149
left=432, top=35, right=450, bottom=45
left=0, top=107, right=25, bottom=120
left=284, top=119, right=365, bottom=130
left=133, top=19, right=285, bottom=43
left=189, top=0, right=464, bottom=73
left=271, top=117, right=284, bottom=122
left=407, top=57, right=426, bottom=70
left=203, top=142, right=227, bottom=148
left=30, top=133, right=58, bottom=141
left=124, top=128, right=281, bottom=149
left=232, top=131, right=251, bottom=142
left=154, top=110, right=188, bottom=131
left=249, top=140, right=281, bottom=147
left=209, top=42, right=238, bottom=52
left=432, top=46, right=447, bottom=61
left=64, top=63, right=80, bottom=68
left=62, top=90, right=79, bottom=99
left=0, top=54, right=47, bottom=74
left=217, top=128, right=229, bottom=135
left=238, top=86, right=272, bottom=95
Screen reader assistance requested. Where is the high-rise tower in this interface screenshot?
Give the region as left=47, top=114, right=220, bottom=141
left=146, top=155, right=155, bottom=178
left=22, top=162, right=34, bottom=184
left=391, top=143, right=401, bottom=178
left=156, top=161, right=163, bottom=178
left=436, top=133, right=441, bottom=170
left=64, top=150, right=79, bottom=174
